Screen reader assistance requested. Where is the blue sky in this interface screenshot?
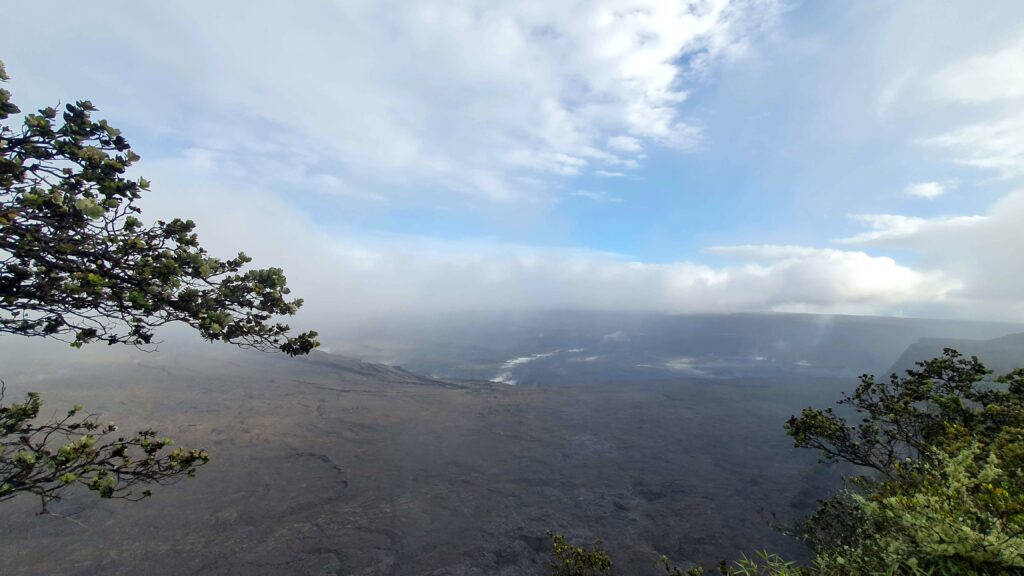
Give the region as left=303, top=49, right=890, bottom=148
left=5, top=0, right=1024, bottom=329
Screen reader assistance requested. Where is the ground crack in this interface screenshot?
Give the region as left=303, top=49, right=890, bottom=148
left=292, top=451, right=349, bottom=488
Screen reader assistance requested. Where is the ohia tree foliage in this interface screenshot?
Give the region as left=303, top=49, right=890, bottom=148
left=0, top=60, right=318, bottom=510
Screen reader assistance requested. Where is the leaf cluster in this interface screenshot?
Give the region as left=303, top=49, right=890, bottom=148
left=0, top=382, right=208, bottom=510
left=0, top=65, right=317, bottom=354
left=548, top=531, right=614, bottom=576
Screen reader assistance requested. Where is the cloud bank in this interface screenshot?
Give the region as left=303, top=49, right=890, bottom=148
left=137, top=152, right=987, bottom=336
left=5, top=2, right=1024, bottom=338
left=3, top=0, right=779, bottom=204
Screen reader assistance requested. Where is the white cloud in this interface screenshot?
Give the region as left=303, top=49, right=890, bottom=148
left=136, top=162, right=966, bottom=336
left=569, top=190, right=623, bottom=202
left=919, top=29, right=1024, bottom=178
left=835, top=213, right=986, bottom=244
left=836, top=190, right=1024, bottom=311
left=607, top=135, right=643, bottom=153
left=107, top=146, right=1024, bottom=343
left=708, top=245, right=823, bottom=259
left=920, top=113, right=1024, bottom=178
left=705, top=245, right=954, bottom=309
left=12, top=0, right=1024, bottom=330
left=2, top=0, right=778, bottom=204
left=904, top=181, right=947, bottom=199
left=931, top=34, right=1024, bottom=103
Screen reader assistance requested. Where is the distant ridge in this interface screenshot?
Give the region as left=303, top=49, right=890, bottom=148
left=344, top=311, right=1024, bottom=383
left=886, top=332, right=1024, bottom=376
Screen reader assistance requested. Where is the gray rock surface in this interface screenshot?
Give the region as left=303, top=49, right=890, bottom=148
left=0, top=346, right=848, bottom=575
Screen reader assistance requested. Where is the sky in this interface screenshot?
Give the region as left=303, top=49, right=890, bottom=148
left=4, top=0, right=1024, bottom=336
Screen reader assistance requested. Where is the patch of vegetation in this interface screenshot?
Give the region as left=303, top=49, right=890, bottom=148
left=548, top=531, right=613, bottom=576
left=0, top=387, right=208, bottom=510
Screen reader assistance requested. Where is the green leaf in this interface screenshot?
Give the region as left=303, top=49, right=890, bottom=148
left=73, top=198, right=105, bottom=219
